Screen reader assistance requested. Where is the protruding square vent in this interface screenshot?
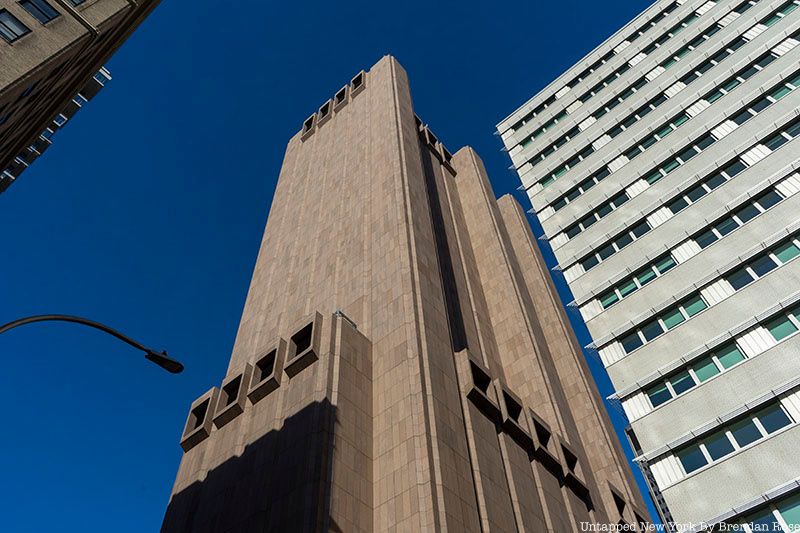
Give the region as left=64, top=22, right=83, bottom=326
left=248, top=339, right=287, bottom=403
left=284, top=312, right=323, bottom=378
left=561, top=440, right=592, bottom=508
left=301, top=114, right=316, bottom=140
left=213, top=364, right=253, bottom=429
left=334, top=85, right=349, bottom=111
left=455, top=350, right=501, bottom=423
left=180, top=388, right=220, bottom=452
left=500, top=388, right=534, bottom=453
left=317, top=99, right=333, bottom=127
left=351, top=71, right=366, bottom=97
left=528, top=408, right=563, bottom=479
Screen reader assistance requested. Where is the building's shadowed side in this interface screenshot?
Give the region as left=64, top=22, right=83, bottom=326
left=163, top=400, right=338, bottom=532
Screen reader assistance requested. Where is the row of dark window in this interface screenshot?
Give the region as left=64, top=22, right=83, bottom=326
left=532, top=0, right=773, bottom=190
left=542, top=25, right=763, bottom=211
left=541, top=0, right=798, bottom=190
left=645, top=304, right=799, bottom=411
left=597, top=182, right=788, bottom=312
left=528, top=0, right=800, bottom=194
left=506, top=2, right=681, bottom=134
left=575, top=116, right=800, bottom=274
left=617, top=231, right=800, bottom=355
left=559, top=67, right=800, bottom=242
left=0, top=0, right=85, bottom=44
left=518, top=0, right=758, bottom=172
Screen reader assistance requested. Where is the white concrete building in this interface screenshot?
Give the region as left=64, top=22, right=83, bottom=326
left=497, top=0, right=800, bottom=529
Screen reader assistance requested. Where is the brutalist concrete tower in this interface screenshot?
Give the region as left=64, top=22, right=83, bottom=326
left=162, top=55, right=646, bottom=532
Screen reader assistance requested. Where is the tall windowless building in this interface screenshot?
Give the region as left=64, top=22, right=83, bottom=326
left=498, top=0, right=800, bottom=529
left=163, top=55, right=647, bottom=532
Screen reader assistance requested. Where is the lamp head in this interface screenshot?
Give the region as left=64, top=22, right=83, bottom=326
left=145, top=350, right=184, bottom=374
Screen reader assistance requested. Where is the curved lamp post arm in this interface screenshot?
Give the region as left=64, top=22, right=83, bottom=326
left=0, top=314, right=184, bottom=373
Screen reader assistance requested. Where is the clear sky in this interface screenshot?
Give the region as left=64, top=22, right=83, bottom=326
left=0, top=0, right=656, bottom=530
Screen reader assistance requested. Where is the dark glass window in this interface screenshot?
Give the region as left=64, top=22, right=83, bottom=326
left=669, top=371, right=694, bottom=395
left=686, top=185, right=706, bottom=202
left=706, top=173, right=726, bottom=189
left=0, top=9, right=31, bottom=42
left=640, top=320, right=664, bottom=342
left=609, top=234, right=630, bottom=253
left=730, top=419, right=761, bottom=448
left=647, top=383, right=672, bottom=407
left=723, top=161, right=746, bottom=177
left=715, top=217, right=738, bottom=236
left=732, top=109, right=753, bottom=125
left=566, top=225, right=581, bottom=239
left=677, top=445, right=707, bottom=474
left=20, top=0, right=59, bottom=24
left=669, top=197, right=688, bottom=214
left=621, top=332, right=644, bottom=353
left=756, top=53, right=776, bottom=69
left=696, top=229, right=718, bottom=249
left=677, top=147, right=698, bottom=162
left=582, top=255, right=599, bottom=271
left=750, top=255, right=777, bottom=277
left=750, top=96, right=770, bottom=113
left=786, top=120, right=800, bottom=138
left=695, top=134, right=715, bottom=150
left=756, top=404, right=792, bottom=434
left=631, top=222, right=650, bottom=238
left=727, top=268, right=754, bottom=290
left=704, top=431, right=734, bottom=460
left=756, top=190, right=783, bottom=210
left=598, top=244, right=615, bottom=260
left=743, top=509, right=782, bottom=533
left=734, top=204, right=759, bottom=224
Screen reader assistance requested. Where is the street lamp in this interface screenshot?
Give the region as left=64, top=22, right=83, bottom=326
left=0, top=314, right=184, bottom=373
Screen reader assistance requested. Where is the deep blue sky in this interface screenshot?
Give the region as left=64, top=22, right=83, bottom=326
left=0, top=0, right=655, bottom=530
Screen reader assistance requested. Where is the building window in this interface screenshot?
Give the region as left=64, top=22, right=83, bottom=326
left=717, top=343, right=746, bottom=369
left=66, top=0, right=86, bottom=6
left=20, top=0, right=59, bottom=24
left=677, top=445, right=707, bottom=474
left=756, top=403, right=792, bottom=434
left=644, top=342, right=747, bottom=408
left=576, top=117, right=800, bottom=275
left=618, top=235, right=800, bottom=355
left=742, top=508, right=783, bottom=532
left=778, top=494, right=800, bottom=529
left=766, top=314, right=798, bottom=342
left=675, top=399, right=795, bottom=476
left=726, top=491, right=800, bottom=532
left=704, top=430, right=735, bottom=460
left=730, top=418, right=761, bottom=448
left=646, top=383, right=672, bottom=408
left=541, top=23, right=799, bottom=214
left=0, top=9, right=31, bottom=43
